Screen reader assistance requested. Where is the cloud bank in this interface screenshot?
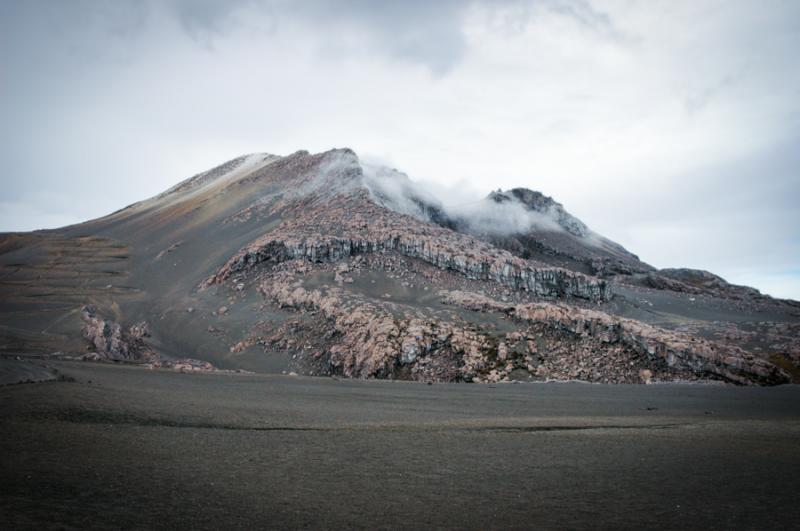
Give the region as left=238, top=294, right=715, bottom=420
left=361, top=160, right=566, bottom=237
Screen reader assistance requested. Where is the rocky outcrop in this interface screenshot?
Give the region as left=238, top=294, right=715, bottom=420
left=209, top=192, right=610, bottom=301
left=441, top=291, right=790, bottom=385
left=79, top=306, right=219, bottom=372
left=81, top=306, right=158, bottom=363
left=259, top=273, right=468, bottom=381
left=222, top=234, right=609, bottom=301
left=254, top=264, right=718, bottom=384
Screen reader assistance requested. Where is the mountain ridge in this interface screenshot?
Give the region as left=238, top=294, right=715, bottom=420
left=1, top=148, right=797, bottom=384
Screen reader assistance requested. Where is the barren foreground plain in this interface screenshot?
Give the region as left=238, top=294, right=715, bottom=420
left=2, top=359, right=799, bottom=530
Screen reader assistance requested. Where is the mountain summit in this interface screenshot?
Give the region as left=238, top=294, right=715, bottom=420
left=1, top=148, right=798, bottom=384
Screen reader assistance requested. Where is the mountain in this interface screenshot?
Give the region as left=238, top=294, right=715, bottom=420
left=1, top=148, right=798, bottom=384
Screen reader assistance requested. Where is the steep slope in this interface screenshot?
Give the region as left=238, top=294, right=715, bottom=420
left=1, top=148, right=797, bottom=383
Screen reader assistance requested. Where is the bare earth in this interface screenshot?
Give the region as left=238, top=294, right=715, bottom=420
left=2, top=360, right=799, bottom=530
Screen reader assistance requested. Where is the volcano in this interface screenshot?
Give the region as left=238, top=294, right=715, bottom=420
left=1, top=148, right=798, bottom=384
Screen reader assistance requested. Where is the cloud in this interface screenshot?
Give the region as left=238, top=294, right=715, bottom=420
left=361, top=157, right=587, bottom=237
left=171, top=0, right=256, bottom=39
left=280, top=0, right=470, bottom=75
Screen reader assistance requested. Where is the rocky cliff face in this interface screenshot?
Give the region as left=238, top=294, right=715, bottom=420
left=228, top=250, right=788, bottom=384
left=209, top=190, right=610, bottom=302
left=441, top=291, right=789, bottom=385
left=251, top=259, right=700, bottom=383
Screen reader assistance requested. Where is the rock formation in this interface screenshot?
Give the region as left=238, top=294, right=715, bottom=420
left=80, top=306, right=219, bottom=372
left=440, top=291, right=789, bottom=385
left=81, top=306, right=158, bottom=363
left=210, top=191, right=610, bottom=302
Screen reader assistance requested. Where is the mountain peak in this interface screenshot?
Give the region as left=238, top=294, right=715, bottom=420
left=489, top=188, right=589, bottom=238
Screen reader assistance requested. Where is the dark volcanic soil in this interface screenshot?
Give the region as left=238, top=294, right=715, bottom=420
left=2, top=360, right=799, bottom=530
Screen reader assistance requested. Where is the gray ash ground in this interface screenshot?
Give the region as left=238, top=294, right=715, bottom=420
left=2, top=360, right=799, bottom=530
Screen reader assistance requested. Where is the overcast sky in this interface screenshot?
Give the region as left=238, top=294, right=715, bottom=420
left=1, top=0, right=798, bottom=299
